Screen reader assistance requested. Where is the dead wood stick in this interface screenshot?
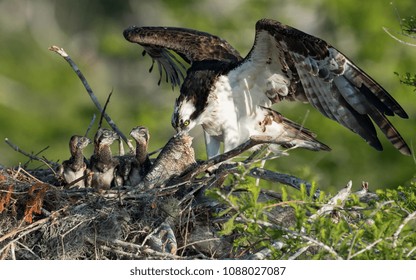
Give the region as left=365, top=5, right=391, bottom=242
left=104, top=238, right=144, bottom=252
left=203, top=136, right=275, bottom=167
left=64, top=171, right=93, bottom=188
left=248, top=167, right=312, bottom=191
left=85, top=237, right=142, bottom=259
left=128, top=136, right=303, bottom=195
left=288, top=246, right=310, bottom=260
left=87, top=236, right=184, bottom=260
left=235, top=216, right=343, bottom=260
left=309, top=181, right=352, bottom=221
left=176, top=136, right=279, bottom=181
left=248, top=241, right=284, bottom=260
left=348, top=238, right=383, bottom=260
left=383, top=27, right=416, bottom=47
left=4, top=138, right=57, bottom=168
left=15, top=241, right=41, bottom=260
left=141, top=247, right=184, bottom=259
left=48, top=45, right=134, bottom=153
left=98, top=89, right=113, bottom=130
left=12, top=165, right=43, bottom=183
left=177, top=238, right=221, bottom=252
left=393, top=210, right=416, bottom=247
left=0, top=218, right=52, bottom=256
left=23, top=146, right=51, bottom=168
left=84, top=114, right=96, bottom=138
left=99, top=244, right=142, bottom=259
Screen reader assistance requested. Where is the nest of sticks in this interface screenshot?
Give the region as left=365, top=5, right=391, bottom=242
left=0, top=133, right=306, bottom=260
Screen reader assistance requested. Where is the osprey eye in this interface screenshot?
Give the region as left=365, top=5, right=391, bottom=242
left=183, top=120, right=190, bottom=127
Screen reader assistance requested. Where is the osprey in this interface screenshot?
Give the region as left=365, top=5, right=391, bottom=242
left=123, top=18, right=411, bottom=158
left=59, top=135, right=91, bottom=188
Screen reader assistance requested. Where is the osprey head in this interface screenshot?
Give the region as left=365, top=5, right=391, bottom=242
left=171, top=96, right=201, bottom=133
left=76, top=136, right=92, bottom=150
left=171, top=63, right=218, bottom=133
left=94, top=128, right=119, bottom=147
left=130, top=126, right=150, bottom=145
left=69, top=135, right=91, bottom=156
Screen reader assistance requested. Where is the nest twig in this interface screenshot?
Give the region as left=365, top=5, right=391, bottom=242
left=48, top=45, right=134, bottom=153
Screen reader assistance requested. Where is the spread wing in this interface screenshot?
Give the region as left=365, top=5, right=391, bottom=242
left=239, top=18, right=410, bottom=155
left=123, top=25, right=242, bottom=87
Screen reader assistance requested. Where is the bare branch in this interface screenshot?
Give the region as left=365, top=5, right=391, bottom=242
left=48, top=45, right=134, bottom=153
left=235, top=216, right=343, bottom=260
left=393, top=210, right=416, bottom=247
left=177, top=136, right=280, bottom=181
left=98, top=90, right=113, bottom=130
left=308, top=181, right=352, bottom=221
left=4, top=138, right=57, bottom=169
left=0, top=209, right=63, bottom=245
left=84, top=114, right=96, bottom=138
left=383, top=27, right=416, bottom=47
left=348, top=238, right=383, bottom=259
left=249, top=167, right=312, bottom=192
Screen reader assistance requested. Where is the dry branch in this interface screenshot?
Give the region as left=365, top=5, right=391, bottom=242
left=249, top=167, right=312, bottom=192
left=383, top=27, right=416, bottom=47
left=48, top=45, right=134, bottom=153
left=4, top=138, right=57, bottom=169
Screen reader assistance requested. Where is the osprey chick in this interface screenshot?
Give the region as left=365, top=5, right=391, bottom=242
left=89, top=128, right=120, bottom=191
left=128, top=126, right=152, bottom=186
left=60, top=135, right=91, bottom=188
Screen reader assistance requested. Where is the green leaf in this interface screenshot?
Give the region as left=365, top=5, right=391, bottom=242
left=220, top=213, right=238, bottom=236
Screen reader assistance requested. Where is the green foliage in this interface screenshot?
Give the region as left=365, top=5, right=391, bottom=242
left=395, top=72, right=416, bottom=89
left=400, top=15, right=416, bottom=36
left=392, top=15, right=416, bottom=90
left=210, top=172, right=416, bottom=259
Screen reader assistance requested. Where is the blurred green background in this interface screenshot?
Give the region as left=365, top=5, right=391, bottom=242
left=0, top=0, right=415, bottom=192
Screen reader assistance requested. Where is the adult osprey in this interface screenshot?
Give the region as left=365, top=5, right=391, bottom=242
left=123, top=18, right=411, bottom=158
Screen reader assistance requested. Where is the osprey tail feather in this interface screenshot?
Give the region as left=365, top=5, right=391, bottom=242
left=259, top=107, right=331, bottom=152
left=337, top=62, right=411, bottom=155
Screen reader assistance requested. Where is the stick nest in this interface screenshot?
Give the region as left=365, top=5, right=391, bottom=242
left=0, top=136, right=300, bottom=260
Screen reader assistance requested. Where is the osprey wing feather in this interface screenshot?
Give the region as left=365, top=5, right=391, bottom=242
left=242, top=19, right=410, bottom=155
left=123, top=26, right=242, bottom=88
left=123, top=19, right=411, bottom=156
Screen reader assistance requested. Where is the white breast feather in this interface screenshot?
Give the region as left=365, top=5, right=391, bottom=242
left=202, top=31, right=292, bottom=153
left=208, top=70, right=288, bottom=151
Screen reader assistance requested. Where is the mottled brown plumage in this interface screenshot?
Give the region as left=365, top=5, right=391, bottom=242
left=126, top=126, right=152, bottom=186
left=255, top=19, right=409, bottom=155
left=138, top=132, right=196, bottom=189
left=113, top=154, right=135, bottom=187
left=89, top=128, right=119, bottom=191
left=60, top=135, right=91, bottom=188
left=259, top=106, right=330, bottom=151
left=124, top=18, right=411, bottom=157
left=123, top=25, right=241, bottom=87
